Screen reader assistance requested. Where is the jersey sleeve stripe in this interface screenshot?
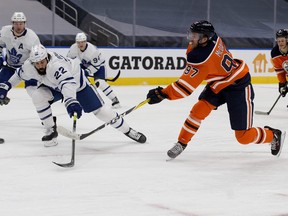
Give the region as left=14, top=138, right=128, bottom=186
left=178, top=79, right=195, bottom=92
left=171, top=83, right=188, bottom=98
left=175, top=81, right=192, bottom=95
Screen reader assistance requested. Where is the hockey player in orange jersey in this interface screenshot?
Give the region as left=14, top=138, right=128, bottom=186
left=271, top=29, right=288, bottom=97
left=146, top=20, right=286, bottom=159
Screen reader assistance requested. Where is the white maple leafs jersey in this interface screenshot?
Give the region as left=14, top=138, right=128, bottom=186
left=67, top=42, right=105, bottom=76
left=0, top=25, right=40, bottom=67
left=9, top=52, right=87, bottom=102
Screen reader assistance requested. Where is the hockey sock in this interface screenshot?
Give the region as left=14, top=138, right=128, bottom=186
left=178, top=99, right=215, bottom=144
left=96, top=79, right=118, bottom=101
left=235, top=127, right=273, bottom=144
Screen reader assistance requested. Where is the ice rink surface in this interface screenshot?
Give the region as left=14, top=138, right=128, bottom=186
left=1, top=84, right=288, bottom=216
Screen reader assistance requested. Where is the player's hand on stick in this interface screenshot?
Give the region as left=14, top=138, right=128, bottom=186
left=147, top=86, right=168, bottom=104
left=279, top=82, right=288, bottom=97
left=65, top=98, right=83, bottom=119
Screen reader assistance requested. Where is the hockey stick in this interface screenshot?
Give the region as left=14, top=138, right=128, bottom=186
left=105, top=70, right=121, bottom=82
left=58, top=98, right=150, bottom=140
left=255, top=94, right=281, bottom=115
left=53, top=113, right=77, bottom=168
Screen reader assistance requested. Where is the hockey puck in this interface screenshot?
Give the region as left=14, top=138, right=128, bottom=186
left=0, top=138, right=5, bottom=144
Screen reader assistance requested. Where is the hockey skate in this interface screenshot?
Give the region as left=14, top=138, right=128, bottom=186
left=111, top=97, right=120, bottom=108
left=167, top=142, right=187, bottom=159
left=264, top=126, right=286, bottom=157
left=125, top=128, right=146, bottom=143
left=42, top=125, right=58, bottom=147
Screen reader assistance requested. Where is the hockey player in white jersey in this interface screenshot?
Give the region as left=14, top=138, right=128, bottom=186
left=0, top=12, right=40, bottom=86
left=0, top=44, right=146, bottom=147
left=0, top=12, right=41, bottom=143
left=67, top=32, right=121, bottom=108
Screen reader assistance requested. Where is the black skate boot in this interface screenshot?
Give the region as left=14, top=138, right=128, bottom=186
left=264, top=126, right=286, bottom=157
left=125, top=128, right=146, bottom=143
left=167, top=142, right=187, bottom=159
left=42, top=124, right=58, bottom=147
left=112, top=97, right=120, bottom=108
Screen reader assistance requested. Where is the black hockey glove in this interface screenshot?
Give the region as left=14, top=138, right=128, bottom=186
left=279, top=82, right=288, bottom=97
left=147, top=86, right=168, bottom=104
left=0, top=82, right=11, bottom=105
left=0, top=96, right=10, bottom=105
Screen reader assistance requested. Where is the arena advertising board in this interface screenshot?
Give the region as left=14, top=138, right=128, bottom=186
left=49, top=47, right=278, bottom=85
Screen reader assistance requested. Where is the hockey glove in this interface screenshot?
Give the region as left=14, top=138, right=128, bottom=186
left=65, top=98, right=83, bottom=119
left=279, top=82, right=288, bottom=97
left=147, top=86, right=168, bottom=104
left=0, top=82, right=11, bottom=105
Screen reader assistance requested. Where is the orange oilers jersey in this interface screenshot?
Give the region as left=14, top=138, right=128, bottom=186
left=271, top=45, right=288, bottom=84
left=162, top=35, right=249, bottom=100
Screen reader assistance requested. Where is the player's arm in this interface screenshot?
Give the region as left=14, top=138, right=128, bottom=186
left=52, top=66, right=82, bottom=118
left=0, top=67, right=24, bottom=105
left=271, top=57, right=288, bottom=96
left=147, top=63, right=207, bottom=104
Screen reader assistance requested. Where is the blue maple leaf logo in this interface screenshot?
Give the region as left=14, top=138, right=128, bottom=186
left=81, top=59, right=91, bottom=67
left=8, top=48, right=23, bottom=65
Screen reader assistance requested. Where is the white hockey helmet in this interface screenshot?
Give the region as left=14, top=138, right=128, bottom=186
left=30, top=44, right=48, bottom=63
left=11, top=12, right=27, bottom=22
left=75, top=32, right=87, bottom=42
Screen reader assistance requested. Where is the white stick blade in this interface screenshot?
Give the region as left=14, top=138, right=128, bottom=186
left=255, top=111, right=269, bottom=115
left=58, top=126, right=80, bottom=140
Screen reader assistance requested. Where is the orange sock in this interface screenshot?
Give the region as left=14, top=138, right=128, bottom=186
left=178, top=99, right=215, bottom=144
left=235, top=128, right=273, bottom=145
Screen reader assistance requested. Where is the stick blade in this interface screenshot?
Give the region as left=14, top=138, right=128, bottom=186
left=58, top=126, right=81, bottom=140
left=255, top=110, right=269, bottom=115
left=52, top=161, right=74, bottom=168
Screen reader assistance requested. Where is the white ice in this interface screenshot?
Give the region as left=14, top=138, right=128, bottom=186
left=1, top=84, right=288, bottom=216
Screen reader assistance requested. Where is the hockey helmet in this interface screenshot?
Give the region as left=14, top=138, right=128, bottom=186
left=75, top=32, right=87, bottom=42
left=190, top=20, right=215, bottom=39
left=276, top=29, right=288, bottom=39
left=30, top=44, right=48, bottom=63
left=11, top=12, right=27, bottom=22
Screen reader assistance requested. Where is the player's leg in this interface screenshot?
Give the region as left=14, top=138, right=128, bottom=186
left=167, top=84, right=223, bottom=159
left=167, top=99, right=216, bottom=159
left=227, top=83, right=285, bottom=156
left=94, top=65, right=120, bottom=108
left=27, top=86, right=60, bottom=147
left=77, top=84, right=146, bottom=143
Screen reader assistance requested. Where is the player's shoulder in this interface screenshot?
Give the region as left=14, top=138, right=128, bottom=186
left=24, top=28, right=39, bottom=38
left=87, top=42, right=98, bottom=51
left=0, top=25, right=12, bottom=36
left=67, top=43, right=78, bottom=55
left=20, top=59, right=35, bottom=75
left=69, top=43, right=78, bottom=50
left=187, top=35, right=218, bottom=64
left=271, top=45, right=281, bottom=58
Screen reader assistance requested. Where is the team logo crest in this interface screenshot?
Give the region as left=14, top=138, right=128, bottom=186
left=282, top=60, right=288, bottom=72
left=8, top=47, right=22, bottom=65
left=81, top=59, right=90, bottom=67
